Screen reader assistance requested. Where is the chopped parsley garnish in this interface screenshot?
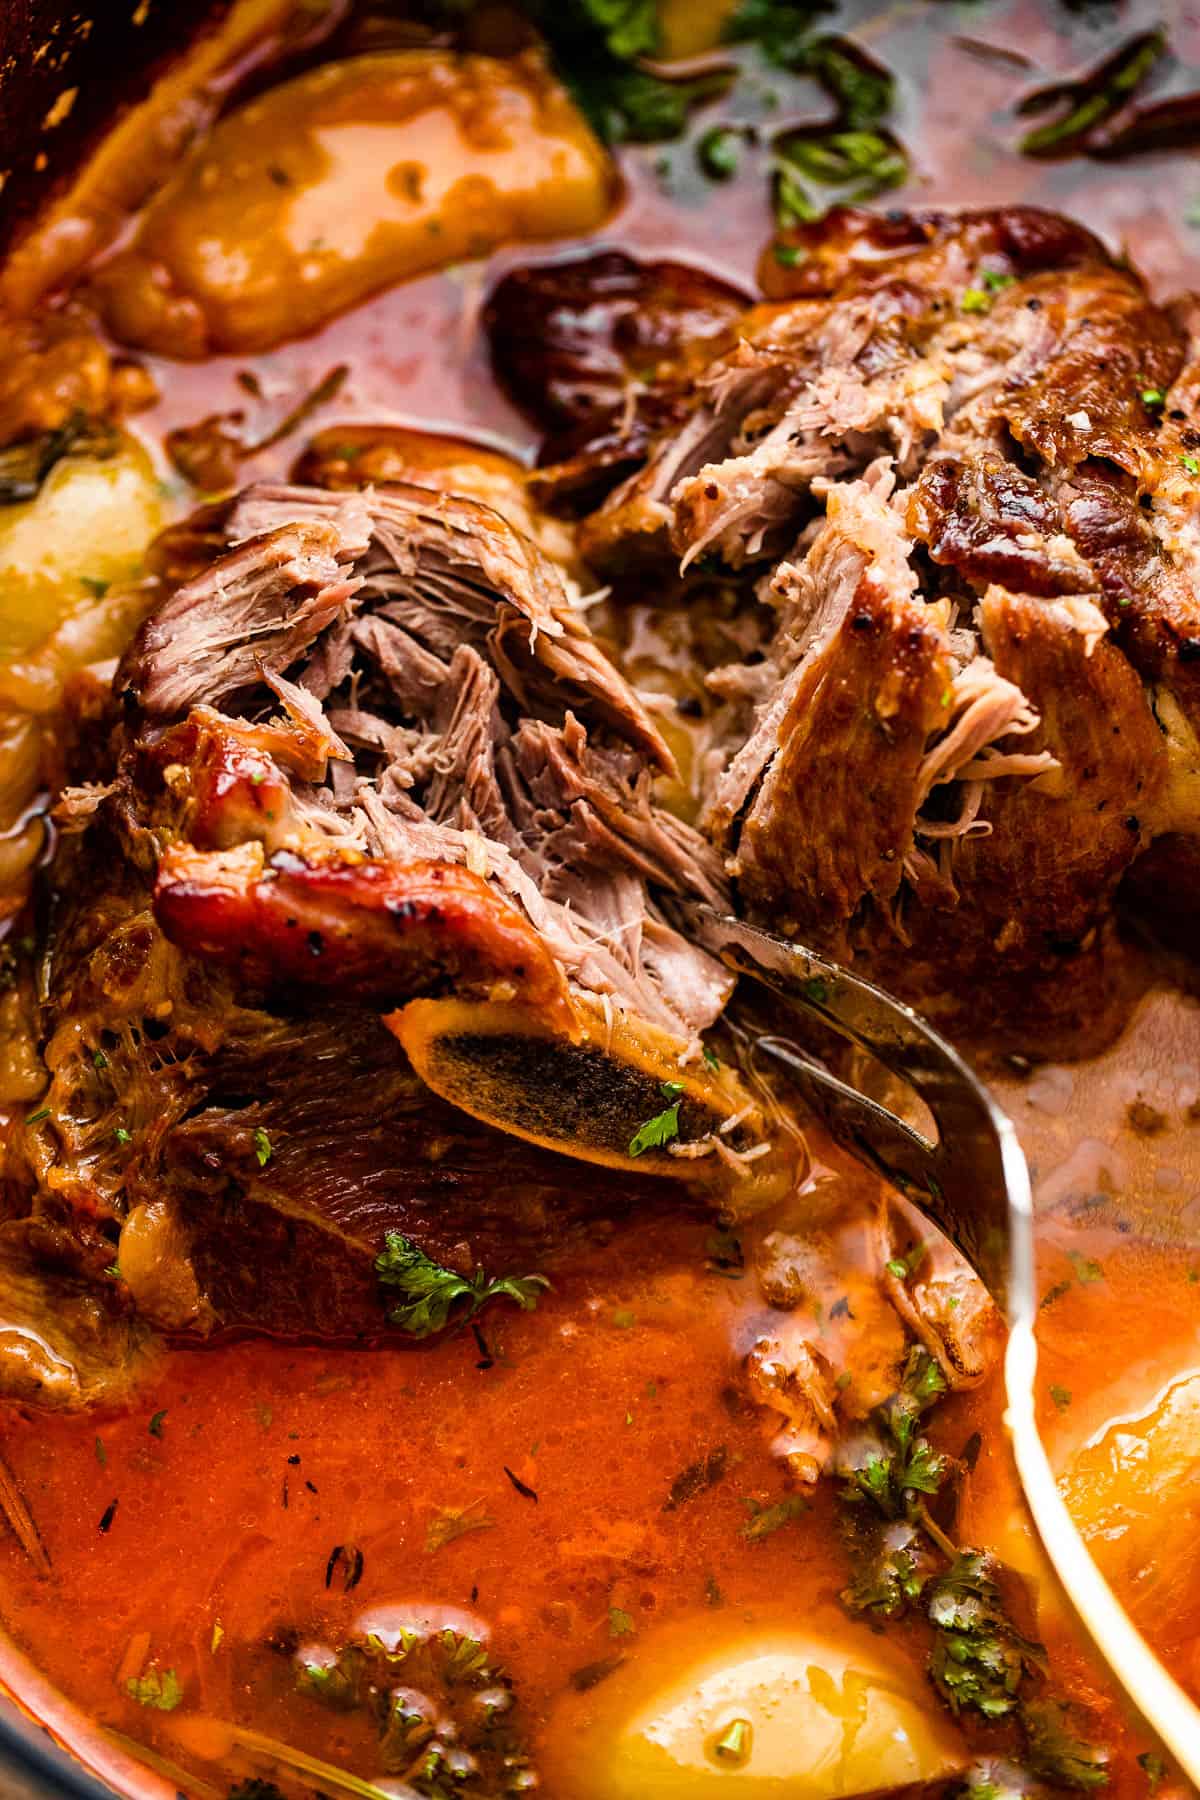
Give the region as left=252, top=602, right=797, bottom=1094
left=253, top=1126, right=272, bottom=1167
left=1141, top=387, right=1166, bottom=409
left=113, top=1126, right=131, bottom=1146
left=425, top=1501, right=495, bottom=1553
left=375, top=1232, right=548, bottom=1337
left=773, top=126, right=906, bottom=227
left=702, top=1044, right=721, bottom=1072
left=92, top=1049, right=109, bottom=1070
left=961, top=287, right=991, bottom=314
left=629, top=1080, right=686, bottom=1156
left=927, top=1552, right=1042, bottom=1720
left=1182, top=454, right=1200, bottom=474
left=843, top=1516, right=936, bottom=1618
left=741, top=1492, right=809, bottom=1541
left=981, top=269, right=1016, bottom=292
left=1018, top=29, right=1166, bottom=158
left=26, top=1106, right=50, bottom=1124
left=80, top=576, right=110, bottom=598
left=841, top=1349, right=948, bottom=1522
left=664, top=1445, right=728, bottom=1511
left=697, top=124, right=741, bottom=180
left=148, top=1410, right=167, bottom=1438
left=773, top=241, right=807, bottom=269
left=1023, top=1698, right=1110, bottom=1788
left=608, top=1605, right=635, bottom=1637
left=885, top=1239, right=929, bottom=1282
left=1049, top=1384, right=1072, bottom=1412
left=125, top=1666, right=183, bottom=1711
left=836, top=1343, right=1108, bottom=1768
left=1139, top=1751, right=1168, bottom=1792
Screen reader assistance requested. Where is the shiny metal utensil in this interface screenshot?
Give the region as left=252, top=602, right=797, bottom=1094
left=686, top=905, right=1200, bottom=1782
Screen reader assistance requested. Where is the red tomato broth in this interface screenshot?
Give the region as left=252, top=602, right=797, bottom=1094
left=3, top=1, right=1200, bottom=1793
left=0, top=1156, right=1196, bottom=1793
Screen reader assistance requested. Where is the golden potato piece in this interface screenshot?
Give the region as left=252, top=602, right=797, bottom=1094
left=92, top=50, right=616, bottom=356
left=1060, top=1372, right=1200, bottom=1651
left=0, top=434, right=166, bottom=659
left=542, top=1612, right=966, bottom=1799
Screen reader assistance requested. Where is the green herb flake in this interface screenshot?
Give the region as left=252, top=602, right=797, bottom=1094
left=1181, top=455, right=1200, bottom=475
left=95, top=1437, right=106, bottom=1467
left=1141, top=387, right=1166, bottom=409
left=148, top=1410, right=167, bottom=1438
left=125, top=1667, right=183, bottom=1712
left=92, top=1049, right=109, bottom=1070
left=104, top=1262, right=121, bottom=1280
left=425, top=1501, right=495, bottom=1554
left=1069, top=1251, right=1105, bottom=1285
left=608, top=1605, right=635, bottom=1638
left=1139, top=1751, right=1167, bottom=1792
left=375, top=1231, right=549, bottom=1337
left=702, top=1045, right=720, bottom=1072
left=1023, top=1697, right=1110, bottom=1788
left=80, top=576, right=110, bottom=598
left=772, top=241, right=806, bottom=269
left=253, top=1126, right=272, bottom=1168
left=629, top=1081, right=686, bottom=1156
left=113, top=1126, right=131, bottom=1146
left=1049, top=1384, right=1072, bottom=1412
left=697, top=124, right=741, bottom=181
left=981, top=269, right=1015, bottom=292
left=886, top=1240, right=928, bottom=1283
left=612, top=1308, right=637, bottom=1329
left=960, top=287, right=991, bottom=314
left=741, top=1493, right=809, bottom=1542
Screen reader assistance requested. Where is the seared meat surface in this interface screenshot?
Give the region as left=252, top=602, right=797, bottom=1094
left=6, top=471, right=794, bottom=1395
left=494, top=206, right=1200, bottom=1045
left=11, top=202, right=1200, bottom=1400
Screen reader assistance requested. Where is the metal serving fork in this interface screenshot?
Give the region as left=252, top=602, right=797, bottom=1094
left=686, top=904, right=1200, bottom=1783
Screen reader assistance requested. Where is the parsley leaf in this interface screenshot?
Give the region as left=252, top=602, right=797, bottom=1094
left=741, top=1493, right=809, bottom=1541
left=842, top=1517, right=936, bottom=1618
left=375, top=1232, right=548, bottom=1337
left=125, top=1666, right=183, bottom=1711
left=425, top=1501, right=495, bottom=1554
left=629, top=1081, right=686, bottom=1156
left=926, top=1552, right=1043, bottom=1721
left=573, top=0, right=659, bottom=60
left=253, top=1126, right=272, bottom=1168
left=1023, top=1699, right=1110, bottom=1789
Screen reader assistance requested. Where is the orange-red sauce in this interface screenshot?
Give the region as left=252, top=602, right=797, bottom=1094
left=3, top=3, right=1200, bottom=1795
left=0, top=1175, right=1196, bottom=1794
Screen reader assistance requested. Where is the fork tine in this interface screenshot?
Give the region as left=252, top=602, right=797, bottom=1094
left=688, top=907, right=1013, bottom=1301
